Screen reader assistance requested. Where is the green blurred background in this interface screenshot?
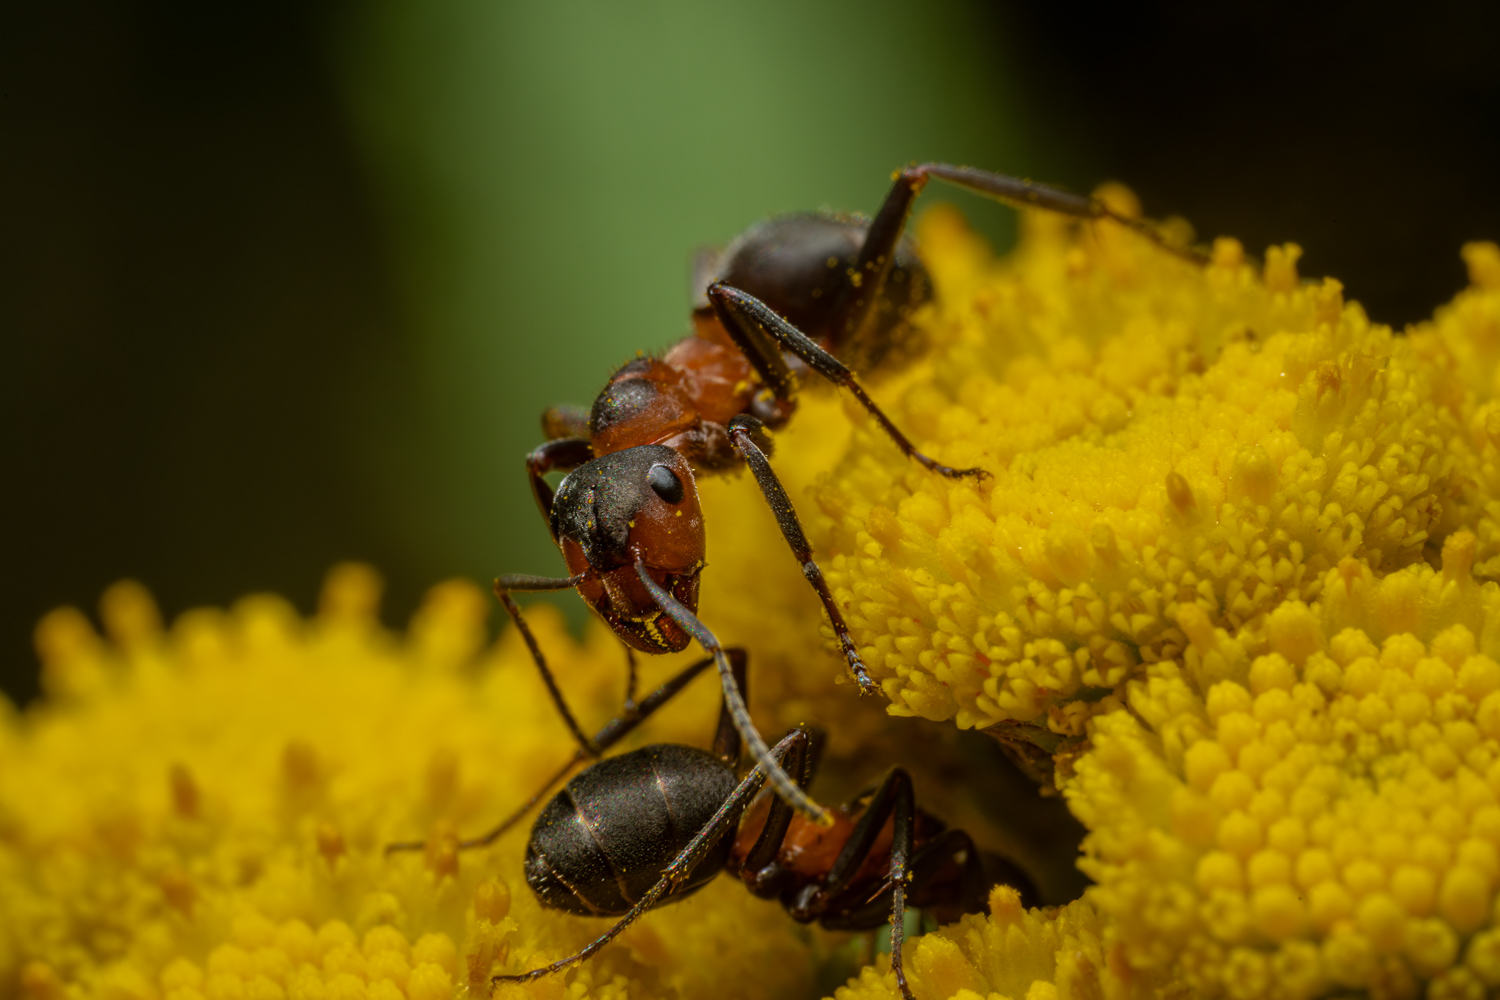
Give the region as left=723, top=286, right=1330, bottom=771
left=4, top=0, right=1499, bottom=705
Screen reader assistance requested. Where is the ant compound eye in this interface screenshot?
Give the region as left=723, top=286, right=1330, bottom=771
left=647, top=464, right=685, bottom=505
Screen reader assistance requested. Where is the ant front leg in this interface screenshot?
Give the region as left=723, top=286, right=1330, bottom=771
left=726, top=414, right=876, bottom=695
left=493, top=573, right=597, bottom=756
left=711, top=283, right=985, bottom=480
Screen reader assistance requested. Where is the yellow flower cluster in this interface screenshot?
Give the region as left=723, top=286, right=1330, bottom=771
left=10, top=193, right=1500, bottom=1000
left=1075, top=551, right=1500, bottom=999
left=835, top=887, right=1168, bottom=1000
left=809, top=199, right=1500, bottom=996
left=0, top=569, right=814, bottom=1000
left=818, top=199, right=1480, bottom=738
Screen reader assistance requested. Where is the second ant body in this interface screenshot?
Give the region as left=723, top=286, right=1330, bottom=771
left=394, top=650, right=1036, bottom=1000
left=497, top=164, right=1203, bottom=820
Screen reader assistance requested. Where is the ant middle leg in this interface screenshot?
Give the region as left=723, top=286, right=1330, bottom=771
left=386, top=648, right=740, bottom=854
left=492, top=727, right=817, bottom=987
left=710, top=283, right=986, bottom=480
left=725, top=414, right=877, bottom=696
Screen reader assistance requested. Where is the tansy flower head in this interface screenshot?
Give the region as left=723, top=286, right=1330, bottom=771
left=7, top=192, right=1500, bottom=1000
left=808, top=199, right=1500, bottom=997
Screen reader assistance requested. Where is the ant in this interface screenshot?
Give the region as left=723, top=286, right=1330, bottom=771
left=496, top=163, right=1206, bottom=823
left=390, top=648, right=1036, bottom=1000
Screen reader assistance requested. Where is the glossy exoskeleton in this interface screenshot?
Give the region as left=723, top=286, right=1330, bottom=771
left=496, top=164, right=1206, bottom=821
left=391, top=648, right=1036, bottom=1000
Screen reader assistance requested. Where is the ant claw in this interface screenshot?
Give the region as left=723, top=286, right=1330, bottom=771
left=846, top=655, right=879, bottom=695
left=924, top=459, right=990, bottom=480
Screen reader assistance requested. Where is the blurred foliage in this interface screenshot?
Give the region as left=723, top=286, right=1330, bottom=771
left=337, top=0, right=1034, bottom=633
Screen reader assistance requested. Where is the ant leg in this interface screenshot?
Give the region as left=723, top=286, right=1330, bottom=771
left=493, top=728, right=815, bottom=986
left=622, top=645, right=640, bottom=713
left=541, top=406, right=590, bottom=442
left=818, top=827, right=985, bottom=930
left=820, top=768, right=915, bottom=901
left=493, top=575, right=596, bottom=756
left=711, top=283, right=986, bottom=480
left=887, top=774, right=918, bottom=1000
left=737, top=727, right=824, bottom=880
left=726, top=414, right=877, bottom=695
left=796, top=768, right=919, bottom=1000
left=844, top=163, right=1208, bottom=341
left=707, top=281, right=798, bottom=401
left=635, top=561, right=832, bottom=826
left=386, top=649, right=733, bottom=854
left=919, top=163, right=1208, bottom=264
left=709, top=648, right=750, bottom=763
left=526, top=437, right=592, bottom=522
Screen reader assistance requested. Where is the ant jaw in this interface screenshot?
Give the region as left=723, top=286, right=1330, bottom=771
left=612, top=610, right=693, bottom=655
left=591, top=565, right=701, bottom=654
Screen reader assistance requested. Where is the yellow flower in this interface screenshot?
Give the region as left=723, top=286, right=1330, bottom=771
left=4, top=568, right=841, bottom=1000
left=812, top=197, right=1500, bottom=997
left=834, top=887, right=1169, bottom=1000
left=8, top=190, right=1500, bottom=1000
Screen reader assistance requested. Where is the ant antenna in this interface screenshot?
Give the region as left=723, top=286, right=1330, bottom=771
left=635, top=560, right=832, bottom=826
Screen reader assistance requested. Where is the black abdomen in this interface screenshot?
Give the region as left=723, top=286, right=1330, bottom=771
left=710, top=212, right=930, bottom=372
left=524, top=744, right=738, bottom=916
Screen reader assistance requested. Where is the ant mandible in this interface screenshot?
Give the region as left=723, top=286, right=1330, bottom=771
left=393, top=648, right=1037, bottom=1000
left=496, top=163, right=1206, bottom=823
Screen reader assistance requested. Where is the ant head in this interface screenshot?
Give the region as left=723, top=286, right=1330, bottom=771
left=550, top=445, right=705, bottom=653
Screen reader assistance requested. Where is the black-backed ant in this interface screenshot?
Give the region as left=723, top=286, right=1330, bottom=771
left=496, top=164, right=1206, bottom=821
left=390, top=649, right=1036, bottom=1000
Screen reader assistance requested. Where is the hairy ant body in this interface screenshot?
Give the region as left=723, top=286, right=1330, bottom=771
left=497, top=164, right=1204, bottom=820
left=392, top=650, right=1035, bottom=1000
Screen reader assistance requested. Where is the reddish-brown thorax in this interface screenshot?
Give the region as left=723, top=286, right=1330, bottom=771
left=588, top=317, right=790, bottom=471
left=729, top=790, right=923, bottom=892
